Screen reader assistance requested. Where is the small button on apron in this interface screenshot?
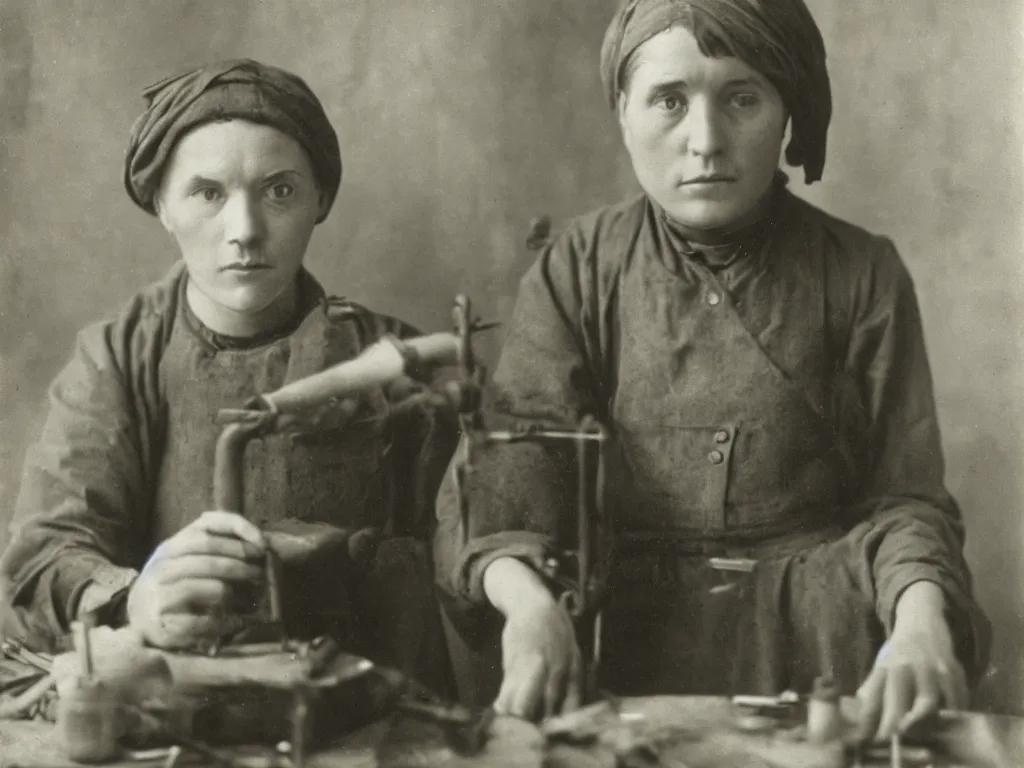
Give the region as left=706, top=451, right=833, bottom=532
left=706, top=292, right=722, bottom=306
left=708, top=450, right=725, bottom=465
left=715, top=430, right=731, bottom=444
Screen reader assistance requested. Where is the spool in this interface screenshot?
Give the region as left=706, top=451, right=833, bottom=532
left=806, top=677, right=842, bottom=744
left=59, top=621, right=122, bottom=763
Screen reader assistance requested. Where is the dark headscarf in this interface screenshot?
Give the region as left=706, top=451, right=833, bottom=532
left=600, top=0, right=831, bottom=184
left=124, top=59, right=342, bottom=222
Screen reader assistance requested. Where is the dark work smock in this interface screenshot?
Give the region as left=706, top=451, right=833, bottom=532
left=0, top=264, right=457, bottom=689
left=434, top=188, right=990, bottom=698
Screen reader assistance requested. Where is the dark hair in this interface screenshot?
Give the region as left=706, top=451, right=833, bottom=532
left=619, top=9, right=754, bottom=98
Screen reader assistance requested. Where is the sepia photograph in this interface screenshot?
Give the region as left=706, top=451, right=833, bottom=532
left=0, top=1, right=1021, bottom=765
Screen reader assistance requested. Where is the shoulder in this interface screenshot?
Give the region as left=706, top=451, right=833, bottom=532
left=786, top=192, right=911, bottom=286
left=73, top=264, right=184, bottom=374
left=525, top=194, right=648, bottom=298
left=555, top=194, right=648, bottom=265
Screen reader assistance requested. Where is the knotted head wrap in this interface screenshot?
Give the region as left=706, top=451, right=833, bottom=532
left=124, top=59, right=342, bottom=222
left=600, top=0, right=832, bottom=184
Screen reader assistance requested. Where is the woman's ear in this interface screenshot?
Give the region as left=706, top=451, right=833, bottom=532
left=617, top=91, right=631, bottom=142
left=153, top=196, right=173, bottom=233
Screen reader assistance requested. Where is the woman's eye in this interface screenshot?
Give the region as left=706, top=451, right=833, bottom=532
left=730, top=92, right=760, bottom=109
left=269, top=183, right=295, bottom=200
left=196, top=187, right=221, bottom=202
left=656, top=95, right=684, bottom=112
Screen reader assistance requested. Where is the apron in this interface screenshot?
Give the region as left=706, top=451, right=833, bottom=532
left=148, top=282, right=442, bottom=683
left=597, top=227, right=882, bottom=696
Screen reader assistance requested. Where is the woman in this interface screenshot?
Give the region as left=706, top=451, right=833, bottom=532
left=434, top=0, right=990, bottom=741
left=0, top=60, right=456, bottom=690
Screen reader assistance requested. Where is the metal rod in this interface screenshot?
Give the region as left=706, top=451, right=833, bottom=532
left=484, top=429, right=608, bottom=444
left=265, top=548, right=284, bottom=647
left=576, top=432, right=590, bottom=620
left=213, top=419, right=272, bottom=513
left=71, top=620, right=92, bottom=680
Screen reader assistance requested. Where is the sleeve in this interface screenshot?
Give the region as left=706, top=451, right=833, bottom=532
left=839, top=239, right=991, bottom=682
left=0, top=321, right=151, bottom=652
left=433, top=231, right=605, bottom=609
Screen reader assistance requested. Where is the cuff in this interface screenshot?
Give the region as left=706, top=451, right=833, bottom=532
left=453, top=531, right=555, bottom=605
left=73, top=563, right=139, bottom=620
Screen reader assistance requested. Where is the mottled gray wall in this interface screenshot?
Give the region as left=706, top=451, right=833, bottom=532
left=0, top=0, right=1020, bottom=712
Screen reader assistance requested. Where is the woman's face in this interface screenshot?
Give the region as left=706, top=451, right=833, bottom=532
left=618, top=25, right=787, bottom=230
left=156, top=119, right=326, bottom=325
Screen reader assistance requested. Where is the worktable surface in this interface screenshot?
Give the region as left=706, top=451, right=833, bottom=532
left=0, top=717, right=383, bottom=767
left=2, top=697, right=1022, bottom=767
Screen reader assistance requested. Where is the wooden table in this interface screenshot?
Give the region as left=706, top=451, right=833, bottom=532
left=2, top=698, right=1021, bottom=767
left=0, top=715, right=544, bottom=768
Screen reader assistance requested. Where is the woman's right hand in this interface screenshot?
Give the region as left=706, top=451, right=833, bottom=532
left=484, top=557, right=582, bottom=721
left=126, top=511, right=267, bottom=649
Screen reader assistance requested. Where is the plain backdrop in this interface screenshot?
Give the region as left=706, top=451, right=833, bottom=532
left=0, top=0, right=1021, bottom=713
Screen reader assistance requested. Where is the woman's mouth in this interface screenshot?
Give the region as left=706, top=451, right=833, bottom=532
left=681, top=174, right=737, bottom=186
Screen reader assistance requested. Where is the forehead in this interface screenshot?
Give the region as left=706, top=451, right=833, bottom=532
left=629, top=24, right=766, bottom=90
left=163, top=119, right=312, bottom=181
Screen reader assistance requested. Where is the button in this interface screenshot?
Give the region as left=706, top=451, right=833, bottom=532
left=708, top=450, right=725, bottom=465
left=715, top=430, right=731, bottom=444
left=706, top=292, right=721, bottom=306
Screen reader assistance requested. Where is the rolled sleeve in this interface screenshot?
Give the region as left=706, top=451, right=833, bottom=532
left=842, top=241, right=991, bottom=681
left=454, top=532, right=557, bottom=605
left=434, top=230, right=604, bottom=610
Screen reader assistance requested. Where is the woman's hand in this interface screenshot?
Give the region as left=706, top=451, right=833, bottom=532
left=126, top=511, right=267, bottom=649
left=856, top=581, right=968, bottom=742
left=484, top=557, right=582, bottom=721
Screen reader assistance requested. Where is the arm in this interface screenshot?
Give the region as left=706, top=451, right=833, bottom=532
left=432, top=231, right=602, bottom=719
left=841, top=242, right=989, bottom=678
left=838, top=241, right=991, bottom=737
left=433, top=229, right=604, bottom=610
left=0, top=321, right=151, bottom=651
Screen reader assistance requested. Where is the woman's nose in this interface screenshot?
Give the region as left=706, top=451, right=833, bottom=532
left=683, top=99, right=726, bottom=159
left=223, top=193, right=265, bottom=248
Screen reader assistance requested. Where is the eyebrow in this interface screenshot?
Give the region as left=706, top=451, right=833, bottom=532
left=263, top=169, right=304, bottom=183
left=182, top=175, right=222, bottom=190
left=648, top=76, right=765, bottom=92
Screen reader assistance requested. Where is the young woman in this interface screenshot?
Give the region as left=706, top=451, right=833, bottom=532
left=1, top=60, right=455, bottom=690
left=434, top=0, right=990, bottom=741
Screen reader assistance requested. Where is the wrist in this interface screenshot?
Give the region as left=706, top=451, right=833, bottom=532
left=483, top=556, right=556, bottom=618
left=893, top=580, right=948, bottom=635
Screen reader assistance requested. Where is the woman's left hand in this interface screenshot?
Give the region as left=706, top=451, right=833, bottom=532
left=856, top=583, right=969, bottom=742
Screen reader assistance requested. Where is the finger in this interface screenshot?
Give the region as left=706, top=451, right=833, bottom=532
left=935, top=659, right=969, bottom=711
left=158, top=555, right=264, bottom=584
left=154, top=613, right=242, bottom=649
left=156, top=532, right=265, bottom=563
left=493, top=675, right=515, bottom=717
left=159, top=578, right=232, bottom=614
left=507, top=656, right=547, bottom=721
left=195, top=511, right=267, bottom=549
left=561, top=648, right=583, bottom=714
left=542, top=660, right=570, bottom=720
left=878, top=665, right=916, bottom=740
left=899, top=667, right=942, bottom=733
left=855, top=666, right=887, bottom=743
